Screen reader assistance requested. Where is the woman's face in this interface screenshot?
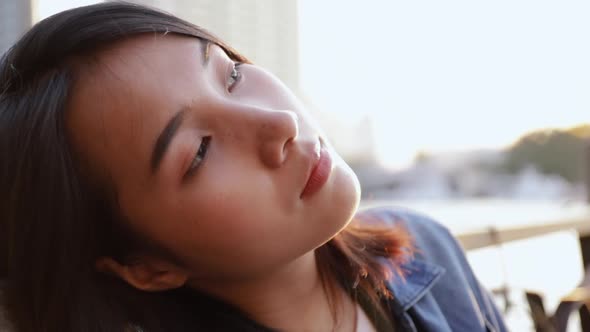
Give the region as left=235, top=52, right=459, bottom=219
left=68, top=35, right=360, bottom=282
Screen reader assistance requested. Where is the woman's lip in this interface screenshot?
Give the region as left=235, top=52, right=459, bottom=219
left=300, top=142, right=332, bottom=199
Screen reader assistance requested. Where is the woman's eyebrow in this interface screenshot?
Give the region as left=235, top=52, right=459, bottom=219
left=149, top=41, right=212, bottom=174
left=150, top=109, right=186, bottom=174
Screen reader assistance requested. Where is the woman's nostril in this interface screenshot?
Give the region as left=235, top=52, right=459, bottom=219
left=283, top=137, right=294, bottom=154
left=255, top=111, right=298, bottom=168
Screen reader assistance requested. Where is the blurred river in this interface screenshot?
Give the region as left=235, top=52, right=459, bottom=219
left=361, top=198, right=589, bottom=232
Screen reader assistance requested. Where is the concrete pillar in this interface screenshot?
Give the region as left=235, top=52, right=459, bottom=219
left=0, top=0, right=33, bottom=55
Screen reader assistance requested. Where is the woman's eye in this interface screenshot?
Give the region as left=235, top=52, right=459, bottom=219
left=185, top=136, right=211, bottom=178
left=227, top=62, right=242, bottom=91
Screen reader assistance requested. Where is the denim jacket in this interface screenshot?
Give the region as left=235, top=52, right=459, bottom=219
left=359, top=206, right=509, bottom=332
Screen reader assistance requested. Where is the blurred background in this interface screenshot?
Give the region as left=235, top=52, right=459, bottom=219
left=2, top=0, right=590, bottom=330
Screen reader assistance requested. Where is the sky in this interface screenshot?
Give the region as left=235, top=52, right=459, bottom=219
left=37, top=0, right=590, bottom=167
left=299, top=0, right=590, bottom=167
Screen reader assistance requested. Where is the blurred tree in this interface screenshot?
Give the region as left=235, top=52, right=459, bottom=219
left=568, top=124, right=590, bottom=138
left=413, top=150, right=432, bottom=165
left=504, top=126, right=589, bottom=183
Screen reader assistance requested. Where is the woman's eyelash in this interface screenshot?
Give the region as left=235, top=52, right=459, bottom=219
left=228, top=62, right=242, bottom=91
left=185, top=136, right=211, bottom=178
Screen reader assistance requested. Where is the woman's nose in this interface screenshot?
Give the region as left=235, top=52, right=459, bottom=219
left=255, top=109, right=299, bottom=168
left=217, top=102, right=299, bottom=168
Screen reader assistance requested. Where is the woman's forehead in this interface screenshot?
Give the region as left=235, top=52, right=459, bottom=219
left=93, top=35, right=206, bottom=82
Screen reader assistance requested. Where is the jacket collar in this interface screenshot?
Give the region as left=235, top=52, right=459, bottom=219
left=379, top=256, right=446, bottom=311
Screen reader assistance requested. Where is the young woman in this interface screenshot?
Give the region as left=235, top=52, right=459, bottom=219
left=0, top=2, right=507, bottom=332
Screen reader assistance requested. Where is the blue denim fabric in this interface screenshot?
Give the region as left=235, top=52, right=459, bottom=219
left=358, top=207, right=509, bottom=332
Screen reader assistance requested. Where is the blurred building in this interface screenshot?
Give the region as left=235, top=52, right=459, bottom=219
left=131, top=0, right=301, bottom=95
left=0, top=0, right=33, bottom=55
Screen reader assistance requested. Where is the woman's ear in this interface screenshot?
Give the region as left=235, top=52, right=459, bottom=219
left=95, top=256, right=189, bottom=291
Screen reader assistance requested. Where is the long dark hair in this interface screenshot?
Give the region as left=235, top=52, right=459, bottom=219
left=0, top=2, right=412, bottom=331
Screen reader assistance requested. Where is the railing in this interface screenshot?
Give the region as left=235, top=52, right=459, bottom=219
left=455, top=215, right=590, bottom=332
left=456, top=216, right=590, bottom=251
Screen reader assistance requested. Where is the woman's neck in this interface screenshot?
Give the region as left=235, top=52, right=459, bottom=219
left=189, top=251, right=358, bottom=332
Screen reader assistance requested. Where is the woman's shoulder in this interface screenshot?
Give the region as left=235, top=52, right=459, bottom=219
left=355, top=205, right=456, bottom=248
left=357, top=206, right=509, bottom=332
left=355, top=205, right=469, bottom=278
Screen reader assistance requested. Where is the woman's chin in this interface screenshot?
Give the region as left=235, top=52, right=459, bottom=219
left=331, top=157, right=362, bottom=225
